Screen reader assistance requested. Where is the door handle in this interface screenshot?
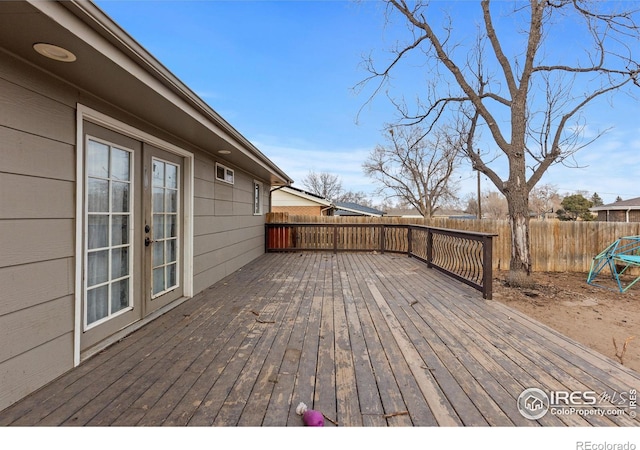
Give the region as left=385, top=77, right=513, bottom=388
left=145, top=237, right=155, bottom=247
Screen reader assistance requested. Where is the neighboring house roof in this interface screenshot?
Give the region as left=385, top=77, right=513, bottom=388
left=385, top=207, right=424, bottom=218
left=591, top=197, right=640, bottom=211
left=271, top=186, right=333, bottom=208
left=434, top=209, right=473, bottom=219
left=0, top=0, right=292, bottom=187
left=334, top=202, right=386, bottom=217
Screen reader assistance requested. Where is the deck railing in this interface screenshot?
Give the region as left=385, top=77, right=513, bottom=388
left=265, top=223, right=497, bottom=299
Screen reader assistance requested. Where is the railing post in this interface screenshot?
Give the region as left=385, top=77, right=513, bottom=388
left=380, top=225, right=385, bottom=254
left=426, top=227, right=433, bottom=268
left=482, top=235, right=494, bottom=300
left=333, top=224, right=338, bottom=254
left=407, top=226, right=413, bottom=257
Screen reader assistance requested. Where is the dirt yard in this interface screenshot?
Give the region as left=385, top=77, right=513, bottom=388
left=492, top=270, right=640, bottom=373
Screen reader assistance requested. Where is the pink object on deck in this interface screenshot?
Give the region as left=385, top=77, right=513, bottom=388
left=296, top=402, right=325, bottom=426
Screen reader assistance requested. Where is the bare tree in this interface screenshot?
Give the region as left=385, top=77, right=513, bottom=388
left=483, top=191, right=509, bottom=220
left=359, top=0, right=640, bottom=278
left=363, top=123, right=461, bottom=218
left=463, top=192, right=480, bottom=218
left=301, top=170, right=344, bottom=201
left=529, top=183, right=562, bottom=219
left=336, top=190, right=373, bottom=206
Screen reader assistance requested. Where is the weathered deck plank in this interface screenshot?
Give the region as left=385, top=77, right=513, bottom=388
left=366, top=256, right=495, bottom=426
left=338, top=256, right=389, bottom=427
left=332, top=260, right=362, bottom=427
left=1, top=252, right=639, bottom=427
left=345, top=253, right=429, bottom=426
left=260, top=254, right=321, bottom=426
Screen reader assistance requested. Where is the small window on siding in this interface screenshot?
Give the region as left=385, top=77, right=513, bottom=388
left=215, top=163, right=234, bottom=184
left=253, top=180, right=263, bottom=215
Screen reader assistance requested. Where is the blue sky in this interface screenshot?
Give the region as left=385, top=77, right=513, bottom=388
left=96, top=0, right=640, bottom=206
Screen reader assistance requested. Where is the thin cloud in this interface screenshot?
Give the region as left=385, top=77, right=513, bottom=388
left=254, top=140, right=374, bottom=193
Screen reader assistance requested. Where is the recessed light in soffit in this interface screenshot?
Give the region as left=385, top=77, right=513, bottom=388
left=33, top=43, right=77, bottom=62
left=218, top=150, right=231, bottom=155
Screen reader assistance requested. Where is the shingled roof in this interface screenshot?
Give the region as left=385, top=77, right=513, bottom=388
left=591, top=197, right=640, bottom=211
left=334, top=202, right=386, bottom=217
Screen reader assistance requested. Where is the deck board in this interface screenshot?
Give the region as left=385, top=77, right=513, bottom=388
left=1, top=252, right=639, bottom=427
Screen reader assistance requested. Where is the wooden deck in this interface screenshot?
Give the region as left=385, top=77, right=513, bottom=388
left=1, top=253, right=639, bottom=426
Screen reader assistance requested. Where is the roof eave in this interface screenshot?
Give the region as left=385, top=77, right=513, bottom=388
left=591, top=206, right=640, bottom=211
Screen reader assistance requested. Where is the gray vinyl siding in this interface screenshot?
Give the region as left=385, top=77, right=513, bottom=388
left=0, top=50, right=77, bottom=410
left=193, top=154, right=268, bottom=295
left=0, top=47, right=271, bottom=412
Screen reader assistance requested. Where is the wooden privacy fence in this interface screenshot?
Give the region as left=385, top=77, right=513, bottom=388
left=265, top=221, right=497, bottom=299
left=266, top=213, right=640, bottom=273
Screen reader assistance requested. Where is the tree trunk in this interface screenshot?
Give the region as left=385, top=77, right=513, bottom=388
left=505, top=87, right=532, bottom=280
left=504, top=189, right=532, bottom=277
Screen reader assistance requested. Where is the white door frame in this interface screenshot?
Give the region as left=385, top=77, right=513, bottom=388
left=74, top=104, right=194, bottom=366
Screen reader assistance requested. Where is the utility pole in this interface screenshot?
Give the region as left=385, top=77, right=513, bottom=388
left=477, top=169, right=482, bottom=220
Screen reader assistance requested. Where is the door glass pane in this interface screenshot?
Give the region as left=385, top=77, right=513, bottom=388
left=87, top=285, right=108, bottom=324
left=153, top=161, right=164, bottom=186
left=111, top=247, right=129, bottom=279
left=111, top=279, right=129, bottom=314
left=87, top=141, right=109, bottom=178
left=153, top=241, right=164, bottom=267
left=88, top=179, right=109, bottom=212
left=166, top=164, right=177, bottom=189
left=166, top=214, right=177, bottom=238
left=88, top=215, right=108, bottom=249
left=152, top=188, right=164, bottom=213
left=167, top=263, right=177, bottom=287
left=88, top=250, right=109, bottom=286
left=111, top=215, right=129, bottom=246
left=166, top=190, right=177, bottom=213
left=167, top=239, right=177, bottom=262
left=85, top=138, right=133, bottom=327
left=153, top=267, right=165, bottom=295
left=153, top=214, right=165, bottom=239
left=112, top=182, right=129, bottom=212
left=111, top=148, right=130, bottom=181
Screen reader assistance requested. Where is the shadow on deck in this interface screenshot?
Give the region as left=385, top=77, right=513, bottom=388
left=1, top=253, right=639, bottom=426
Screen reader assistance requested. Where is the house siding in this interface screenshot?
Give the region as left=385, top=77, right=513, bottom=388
left=192, top=154, right=268, bottom=294
left=0, top=50, right=77, bottom=410
left=271, top=188, right=333, bottom=216
left=0, top=49, right=271, bottom=411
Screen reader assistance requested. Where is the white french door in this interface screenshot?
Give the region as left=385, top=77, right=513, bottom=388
left=79, top=118, right=191, bottom=354
left=81, top=123, right=143, bottom=351
left=144, top=145, right=184, bottom=313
